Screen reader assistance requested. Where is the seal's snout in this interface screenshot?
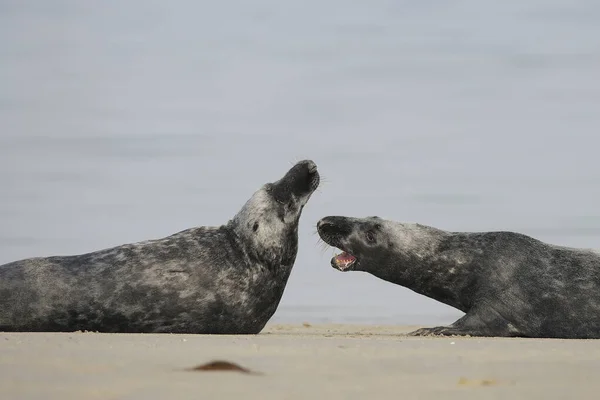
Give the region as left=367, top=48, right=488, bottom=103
left=298, top=160, right=319, bottom=183
left=269, top=160, right=319, bottom=207
left=290, top=159, right=320, bottom=193
left=317, top=217, right=358, bottom=272
left=317, top=217, right=351, bottom=237
left=316, top=218, right=329, bottom=231
left=317, top=218, right=338, bottom=249
left=298, top=159, right=318, bottom=174
left=316, top=217, right=337, bottom=237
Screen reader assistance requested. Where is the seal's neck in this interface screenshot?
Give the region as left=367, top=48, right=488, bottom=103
left=374, top=232, right=481, bottom=313
left=226, top=217, right=299, bottom=273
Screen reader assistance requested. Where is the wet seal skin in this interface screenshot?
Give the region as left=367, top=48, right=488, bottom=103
left=0, top=160, right=320, bottom=334
left=317, top=215, right=600, bottom=339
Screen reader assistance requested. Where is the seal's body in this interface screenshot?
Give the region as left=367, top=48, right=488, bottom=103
left=317, top=216, right=600, bottom=339
left=0, top=160, right=320, bottom=334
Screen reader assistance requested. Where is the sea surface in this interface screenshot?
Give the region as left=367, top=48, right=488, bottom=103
left=1, top=0, right=600, bottom=325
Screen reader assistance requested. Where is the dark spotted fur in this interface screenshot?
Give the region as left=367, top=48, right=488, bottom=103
left=317, top=216, right=600, bottom=339
left=0, top=160, right=320, bottom=334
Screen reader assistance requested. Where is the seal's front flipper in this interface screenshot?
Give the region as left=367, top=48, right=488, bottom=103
left=407, top=325, right=474, bottom=337
left=407, top=309, right=520, bottom=338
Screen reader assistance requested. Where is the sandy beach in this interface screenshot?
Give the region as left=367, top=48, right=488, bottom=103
left=1, top=324, right=598, bottom=400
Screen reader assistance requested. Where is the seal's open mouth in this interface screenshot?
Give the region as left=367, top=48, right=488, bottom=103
left=317, top=217, right=357, bottom=271
left=332, top=250, right=357, bottom=271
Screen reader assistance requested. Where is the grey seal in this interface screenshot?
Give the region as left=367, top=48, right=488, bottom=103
left=0, top=160, right=320, bottom=334
left=317, top=215, right=600, bottom=339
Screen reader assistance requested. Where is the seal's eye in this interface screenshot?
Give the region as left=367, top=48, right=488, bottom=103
left=366, top=231, right=376, bottom=243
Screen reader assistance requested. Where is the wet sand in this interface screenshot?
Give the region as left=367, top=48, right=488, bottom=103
left=1, top=323, right=599, bottom=400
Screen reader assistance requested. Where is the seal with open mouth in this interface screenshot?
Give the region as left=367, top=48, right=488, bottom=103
left=317, top=215, right=600, bottom=339
left=0, top=160, right=320, bottom=334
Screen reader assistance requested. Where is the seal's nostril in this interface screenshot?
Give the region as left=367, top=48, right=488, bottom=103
left=317, top=219, right=330, bottom=231
left=317, top=219, right=335, bottom=233
left=299, top=160, right=317, bottom=174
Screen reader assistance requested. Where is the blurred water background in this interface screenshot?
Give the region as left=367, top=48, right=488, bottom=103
left=1, top=0, right=599, bottom=325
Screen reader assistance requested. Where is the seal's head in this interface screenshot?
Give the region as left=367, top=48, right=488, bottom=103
left=264, top=159, right=321, bottom=216
left=316, top=216, right=444, bottom=273
left=232, top=160, right=320, bottom=263
left=317, top=216, right=385, bottom=272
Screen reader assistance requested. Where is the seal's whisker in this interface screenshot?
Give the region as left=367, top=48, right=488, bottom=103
left=316, top=175, right=329, bottom=186
left=317, top=174, right=330, bottom=183
left=314, top=236, right=331, bottom=255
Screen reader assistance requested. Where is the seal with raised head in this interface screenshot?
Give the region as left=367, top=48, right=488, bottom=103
left=317, top=215, right=600, bottom=339
left=0, top=160, right=320, bottom=334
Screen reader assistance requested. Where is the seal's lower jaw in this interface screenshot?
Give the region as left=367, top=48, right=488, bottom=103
left=305, top=163, right=320, bottom=194
left=331, top=251, right=357, bottom=271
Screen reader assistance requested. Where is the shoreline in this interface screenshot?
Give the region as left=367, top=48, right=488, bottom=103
left=2, top=323, right=599, bottom=399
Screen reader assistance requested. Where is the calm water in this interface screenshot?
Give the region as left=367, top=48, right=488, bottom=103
left=1, top=1, right=600, bottom=325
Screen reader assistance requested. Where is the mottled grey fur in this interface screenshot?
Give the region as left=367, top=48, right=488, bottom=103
left=0, top=160, right=320, bottom=334
left=317, top=216, right=600, bottom=339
